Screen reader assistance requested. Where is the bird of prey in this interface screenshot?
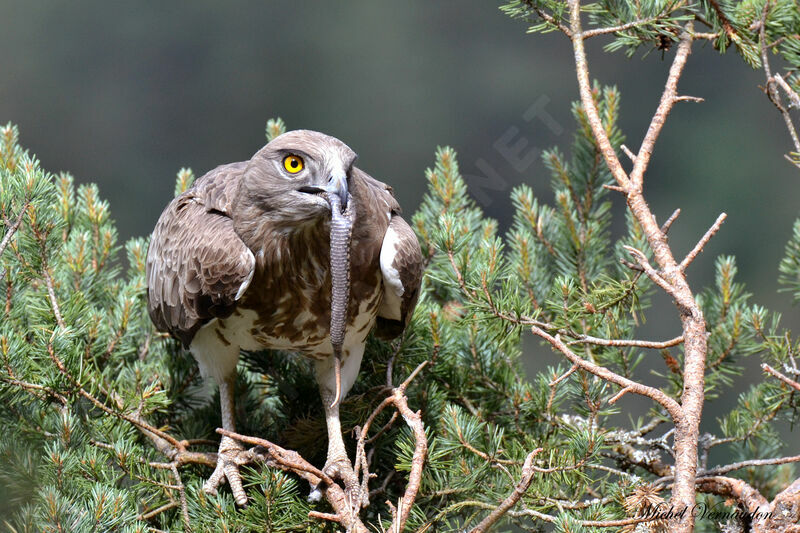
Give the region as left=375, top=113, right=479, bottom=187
left=145, top=130, right=423, bottom=507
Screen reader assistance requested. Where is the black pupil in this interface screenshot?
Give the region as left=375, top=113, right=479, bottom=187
left=290, top=159, right=298, bottom=168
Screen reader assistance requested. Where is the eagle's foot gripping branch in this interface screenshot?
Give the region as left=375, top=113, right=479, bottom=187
left=321, top=454, right=369, bottom=512
left=213, top=363, right=428, bottom=533
left=203, top=435, right=250, bottom=506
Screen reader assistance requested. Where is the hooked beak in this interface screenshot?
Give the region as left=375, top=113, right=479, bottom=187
left=324, top=171, right=348, bottom=209
left=297, top=171, right=349, bottom=210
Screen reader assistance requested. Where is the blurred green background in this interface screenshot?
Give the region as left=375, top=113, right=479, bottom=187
left=1, top=2, right=798, bottom=447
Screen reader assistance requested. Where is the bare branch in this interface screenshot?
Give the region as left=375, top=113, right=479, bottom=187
left=472, top=501, right=656, bottom=528
left=389, top=387, right=429, bottom=533
left=469, top=449, right=543, bottom=533
left=547, top=364, right=578, bottom=412
left=759, top=2, right=800, bottom=161
left=568, top=0, right=631, bottom=191
left=620, top=257, right=645, bottom=272
left=139, top=501, right=178, bottom=522
left=673, top=95, right=704, bottom=103
left=581, top=17, right=662, bottom=39
left=696, top=476, right=770, bottom=520
left=42, top=263, right=64, bottom=328
left=692, top=31, right=721, bottom=40
left=531, top=325, right=683, bottom=420
left=568, top=334, right=684, bottom=349
left=609, top=386, right=633, bottom=404
left=218, top=429, right=368, bottom=532
left=170, top=463, right=191, bottom=532
left=661, top=208, right=681, bottom=234
left=0, top=200, right=29, bottom=260
left=629, top=27, right=694, bottom=191
left=203, top=361, right=426, bottom=533
left=549, top=364, right=579, bottom=387
left=534, top=8, right=572, bottom=36
left=679, top=213, right=727, bottom=271
left=623, top=246, right=676, bottom=296
left=699, top=453, right=800, bottom=478
left=603, top=183, right=627, bottom=193
left=400, top=360, right=429, bottom=391
left=620, top=144, right=636, bottom=163
left=307, top=511, right=341, bottom=523
left=762, top=363, right=800, bottom=392
left=765, top=477, right=800, bottom=532
left=775, top=74, right=800, bottom=109
left=569, top=5, right=708, bottom=527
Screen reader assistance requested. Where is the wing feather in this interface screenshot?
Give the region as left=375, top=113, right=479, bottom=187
left=349, top=167, right=423, bottom=339
left=146, top=163, right=254, bottom=346
left=375, top=215, right=423, bottom=339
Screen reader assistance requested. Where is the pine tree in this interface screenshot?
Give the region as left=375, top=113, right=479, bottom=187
left=2, top=2, right=800, bottom=532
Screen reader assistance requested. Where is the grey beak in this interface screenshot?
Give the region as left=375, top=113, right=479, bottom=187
left=325, top=171, right=349, bottom=209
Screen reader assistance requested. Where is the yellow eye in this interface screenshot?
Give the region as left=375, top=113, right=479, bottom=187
left=283, top=155, right=304, bottom=174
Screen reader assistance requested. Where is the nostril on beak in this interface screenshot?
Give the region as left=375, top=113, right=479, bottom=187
left=325, top=172, right=349, bottom=209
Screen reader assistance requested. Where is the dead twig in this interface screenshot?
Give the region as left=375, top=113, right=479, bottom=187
left=609, top=386, right=632, bottom=404
left=679, top=213, right=726, bottom=271
left=620, top=144, right=636, bottom=163
left=0, top=200, right=29, bottom=259
left=568, top=334, right=684, bottom=349
left=468, top=449, right=543, bottom=533
left=580, top=17, right=664, bottom=39
left=698, top=453, right=800, bottom=478
left=42, top=262, right=64, bottom=328
left=661, top=208, right=681, bottom=234
left=622, top=246, right=675, bottom=296
left=759, top=1, right=800, bottom=166
left=628, top=26, right=695, bottom=192
left=170, top=463, right=191, bottom=532
left=775, top=74, right=800, bottom=109
left=139, top=501, right=178, bottom=522
left=531, top=325, right=683, bottom=421
left=762, top=363, right=800, bottom=392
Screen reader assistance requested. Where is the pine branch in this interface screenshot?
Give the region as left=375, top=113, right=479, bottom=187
left=531, top=325, right=683, bottom=419
left=568, top=4, right=712, bottom=529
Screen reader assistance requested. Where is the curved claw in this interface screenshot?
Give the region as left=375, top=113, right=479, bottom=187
left=204, top=435, right=248, bottom=506
left=329, top=353, right=342, bottom=409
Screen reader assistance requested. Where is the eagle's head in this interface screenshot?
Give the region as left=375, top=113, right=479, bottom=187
left=237, top=129, right=357, bottom=227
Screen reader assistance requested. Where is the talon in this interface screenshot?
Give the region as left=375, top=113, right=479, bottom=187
left=204, top=435, right=248, bottom=506
left=319, top=456, right=369, bottom=511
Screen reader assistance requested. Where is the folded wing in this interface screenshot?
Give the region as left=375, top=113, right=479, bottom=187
left=146, top=163, right=255, bottom=346
left=375, top=214, right=423, bottom=339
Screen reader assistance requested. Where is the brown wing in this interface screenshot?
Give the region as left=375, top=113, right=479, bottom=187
left=146, top=162, right=255, bottom=347
left=348, top=167, right=423, bottom=339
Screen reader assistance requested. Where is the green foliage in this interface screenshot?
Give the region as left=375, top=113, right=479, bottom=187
left=1, top=89, right=799, bottom=533
left=501, top=0, right=800, bottom=86
left=266, top=118, right=287, bottom=142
